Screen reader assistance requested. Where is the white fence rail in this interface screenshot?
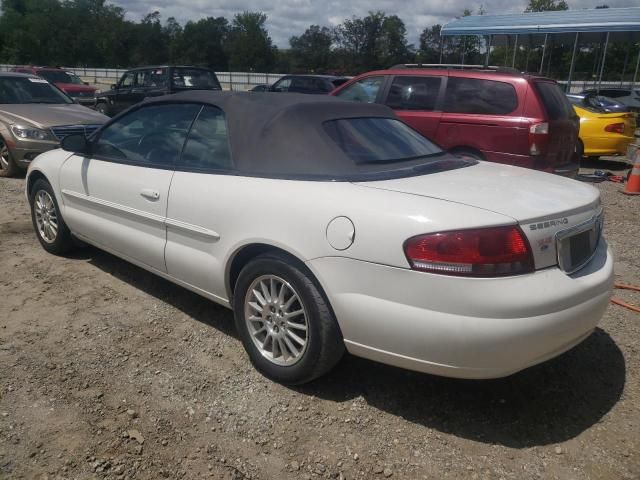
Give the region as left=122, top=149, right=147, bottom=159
left=0, top=65, right=285, bottom=90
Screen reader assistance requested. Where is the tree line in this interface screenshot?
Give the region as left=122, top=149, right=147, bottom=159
left=0, top=0, right=636, bottom=82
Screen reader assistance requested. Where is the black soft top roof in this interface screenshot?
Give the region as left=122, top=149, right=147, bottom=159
left=140, top=91, right=466, bottom=180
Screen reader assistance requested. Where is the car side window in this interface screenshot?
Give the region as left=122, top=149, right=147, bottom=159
left=145, top=68, right=168, bottom=88
left=180, top=106, right=232, bottom=171
left=443, top=77, right=518, bottom=115
left=335, top=76, right=384, bottom=103
left=385, top=76, right=442, bottom=111
left=272, top=78, right=291, bottom=92
left=120, top=72, right=135, bottom=88
left=134, top=70, right=149, bottom=88
left=92, top=103, right=201, bottom=168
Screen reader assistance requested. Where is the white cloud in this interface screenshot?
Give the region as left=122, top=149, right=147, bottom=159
left=111, top=0, right=639, bottom=47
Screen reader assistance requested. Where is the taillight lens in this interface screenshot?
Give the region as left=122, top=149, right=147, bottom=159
left=604, top=123, right=625, bottom=134
left=404, top=226, right=534, bottom=277
left=529, top=122, right=549, bottom=156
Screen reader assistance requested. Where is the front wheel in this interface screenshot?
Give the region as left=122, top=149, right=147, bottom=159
left=0, top=141, right=19, bottom=178
left=233, top=253, right=344, bottom=384
left=29, top=179, right=76, bottom=255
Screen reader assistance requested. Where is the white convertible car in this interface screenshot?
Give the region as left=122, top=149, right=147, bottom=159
left=26, top=91, right=614, bottom=384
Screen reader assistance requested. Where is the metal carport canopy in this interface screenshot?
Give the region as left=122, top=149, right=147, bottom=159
left=441, top=7, right=640, bottom=41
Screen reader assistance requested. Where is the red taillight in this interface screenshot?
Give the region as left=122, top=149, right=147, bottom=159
left=604, top=123, right=625, bottom=134
left=404, top=226, right=534, bottom=277
left=528, top=122, right=549, bottom=156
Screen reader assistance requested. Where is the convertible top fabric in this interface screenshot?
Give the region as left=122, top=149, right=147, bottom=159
left=141, top=91, right=468, bottom=180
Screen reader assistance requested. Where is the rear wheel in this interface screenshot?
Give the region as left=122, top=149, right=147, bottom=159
left=29, top=179, right=75, bottom=255
left=233, top=253, right=344, bottom=384
left=0, top=141, right=19, bottom=178
left=576, top=139, right=585, bottom=160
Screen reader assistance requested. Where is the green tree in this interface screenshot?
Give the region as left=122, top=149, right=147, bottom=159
left=226, top=11, right=276, bottom=71
left=178, top=17, right=229, bottom=69
left=289, top=25, right=332, bottom=72
left=525, top=0, right=569, bottom=12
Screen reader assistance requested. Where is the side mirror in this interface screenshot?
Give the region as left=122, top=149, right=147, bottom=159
left=110, top=84, right=116, bottom=90
left=61, top=134, right=90, bottom=155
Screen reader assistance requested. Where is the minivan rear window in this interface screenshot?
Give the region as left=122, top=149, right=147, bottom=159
left=323, top=117, right=442, bottom=164
left=443, top=77, right=517, bottom=115
left=535, top=82, right=575, bottom=120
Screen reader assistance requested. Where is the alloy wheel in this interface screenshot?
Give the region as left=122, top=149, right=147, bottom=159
left=0, top=144, right=9, bottom=172
left=244, top=274, right=309, bottom=366
left=34, top=190, right=59, bottom=244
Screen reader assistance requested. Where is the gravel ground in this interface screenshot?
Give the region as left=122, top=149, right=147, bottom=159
left=1, top=161, right=639, bottom=480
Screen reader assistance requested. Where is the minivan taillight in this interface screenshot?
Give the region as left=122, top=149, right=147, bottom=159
left=604, top=123, right=625, bottom=134
left=529, top=122, right=549, bottom=156
left=404, top=226, right=534, bottom=277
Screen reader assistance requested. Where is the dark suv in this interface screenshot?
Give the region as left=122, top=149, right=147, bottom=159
left=331, top=66, right=580, bottom=176
left=269, top=75, right=349, bottom=94
left=95, top=66, right=221, bottom=116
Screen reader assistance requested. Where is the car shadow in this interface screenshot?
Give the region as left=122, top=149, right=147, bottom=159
left=82, top=246, right=238, bottom=339
left=81, top=246, right=625, bottom=448
left=581, top=156, right=631, bottom=172
left=297, top=328, right=625, bottom=448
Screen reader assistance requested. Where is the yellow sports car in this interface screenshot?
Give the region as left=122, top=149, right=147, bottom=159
left=571, top=104, right=636, bottom=158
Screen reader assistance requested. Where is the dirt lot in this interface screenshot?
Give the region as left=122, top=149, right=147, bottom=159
left=1, top=161, right=639, bottom=480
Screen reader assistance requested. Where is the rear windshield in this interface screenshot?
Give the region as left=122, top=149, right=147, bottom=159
left=535, top=82, right=575, bottom=120
left=171, top=68, right=221, bottom=90
left=324, top=117, right=442, bottom=164
left=37, top=70, right=83, bottom=85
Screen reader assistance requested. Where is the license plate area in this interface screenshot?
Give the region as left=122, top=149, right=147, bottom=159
left=556, top=211, right=603, bottom=274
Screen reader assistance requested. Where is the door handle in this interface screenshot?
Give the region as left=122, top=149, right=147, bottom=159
left=140, top=188, right=160, bottom=200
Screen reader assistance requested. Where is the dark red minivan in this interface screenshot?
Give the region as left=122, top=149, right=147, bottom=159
left=331, top=66, right=580, bottom=176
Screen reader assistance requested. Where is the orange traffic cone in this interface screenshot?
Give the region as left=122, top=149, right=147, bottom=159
left=623, top=148, right=640, bottom=195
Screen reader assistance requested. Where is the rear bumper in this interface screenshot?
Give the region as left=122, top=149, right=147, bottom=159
left=482, top=151, right=579, bottom=177
left=308, top=240, right=613, bottom=379
left=582, top=135, right=634, bottom=157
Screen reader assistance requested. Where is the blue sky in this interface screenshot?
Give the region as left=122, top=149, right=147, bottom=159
left=111, top=0, right=640, bottom=47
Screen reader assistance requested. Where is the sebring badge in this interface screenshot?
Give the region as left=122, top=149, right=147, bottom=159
left=529, top=218, right=569, bottom=231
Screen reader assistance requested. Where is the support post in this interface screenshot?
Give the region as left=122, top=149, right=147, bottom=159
left=539, top=33, right=548, bottom=74
left=632, top=44, right=640, bottom=93
left=512, top=34, right=519, bottom=68
left=484, top=35, right=493, bottom=67
left=597, top=31, right=610, bottom=94
left=567, top=32, right=579, bottom=93
left=504, top=36, right=510, bottom=66
left=439, top=35, right=444, bottom=64
left=620, top=41, right=631, bottom=87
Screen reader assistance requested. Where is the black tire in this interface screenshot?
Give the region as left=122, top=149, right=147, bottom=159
left=29, top=179, right=76, bottom=255
left=0, top=140, right=19, bottom=178
left=95, top=102, right=110, bottom=116
left=576, top=139, right=585, bottom=160
left=233, top=252, right=344, bottom=385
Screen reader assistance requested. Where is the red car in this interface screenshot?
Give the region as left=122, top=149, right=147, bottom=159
left=12, top=66, right=97, bottom=106
left=331, top=66, right=580, bottom=176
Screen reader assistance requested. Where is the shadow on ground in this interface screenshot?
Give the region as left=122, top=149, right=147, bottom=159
left=581, top=156, right=631, bottom=172
left=82, top=246, right=625, bottom=449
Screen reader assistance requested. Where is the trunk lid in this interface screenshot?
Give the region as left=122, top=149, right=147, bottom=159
left=355, top=161, right=602, bottom=270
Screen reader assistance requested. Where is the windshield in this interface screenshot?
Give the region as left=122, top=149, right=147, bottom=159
left=324, top=117, right=442, bottom=164
left=0, top=76, right=73, bottom=104
left=171, top=68, right=221, bottom=90
left=37, top=70, right=83, bottom=85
